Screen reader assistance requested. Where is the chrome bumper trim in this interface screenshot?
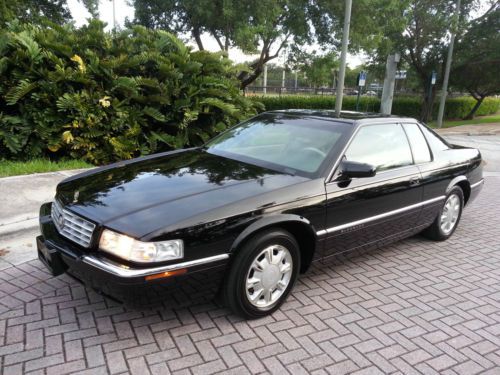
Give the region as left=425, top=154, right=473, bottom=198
left=470, top=179, right=484, bottom=189
left=316, top=195, right=446, bottom=236
left=82, top=253, right=230, bottom=278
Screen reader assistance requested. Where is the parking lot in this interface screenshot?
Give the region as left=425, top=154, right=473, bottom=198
left=0, top=174, right=499, bottom=374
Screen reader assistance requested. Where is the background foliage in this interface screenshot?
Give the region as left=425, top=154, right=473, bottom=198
left=131, top=0, right=406, bottom=88
left=253, top=95, right=500, bottom=120
left=0, top=0, right=99, bottom=26
left=0, top=21, right=258, bottom=164
left=450, top=4, right=500, bottom=119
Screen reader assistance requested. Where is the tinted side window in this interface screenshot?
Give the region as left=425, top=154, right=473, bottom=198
left=403, top=123, right=431, bottom=163
left=419, top=125, right=449, bottom=152
left=345, top=124, right=413, bottom=171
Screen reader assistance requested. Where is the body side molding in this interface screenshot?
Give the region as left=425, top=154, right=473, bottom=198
left=316, top=196, right=446, bottom=236
left=83, top=253, right=230, bottom=278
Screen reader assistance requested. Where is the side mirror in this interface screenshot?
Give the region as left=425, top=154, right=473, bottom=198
left=340, top=160, right=376, bottom=179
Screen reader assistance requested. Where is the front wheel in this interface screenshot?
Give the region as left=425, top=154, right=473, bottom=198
left=422, top=186, right=464, bottom=241
left=223, top=229, right=300, bottom=319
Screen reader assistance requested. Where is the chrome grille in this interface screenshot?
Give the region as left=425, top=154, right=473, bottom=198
left=51, top=200, right=95, bottom=247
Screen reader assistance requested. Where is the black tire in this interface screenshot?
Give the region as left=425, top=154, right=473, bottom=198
left=422, top=186, right=464, bottom=241
left=223, top=229, right=300, bottom=319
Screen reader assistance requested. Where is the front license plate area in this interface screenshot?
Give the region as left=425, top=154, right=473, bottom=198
left=37, top=236, right=66, bottom=276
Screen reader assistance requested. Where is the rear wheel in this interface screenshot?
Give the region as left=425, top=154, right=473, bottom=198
left=224, top=229, right=300, bottom=319
left=422, top=186, right=464, bottom=241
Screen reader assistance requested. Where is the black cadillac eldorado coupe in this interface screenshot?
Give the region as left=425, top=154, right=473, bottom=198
left=38, top=110, right=483, bottom=318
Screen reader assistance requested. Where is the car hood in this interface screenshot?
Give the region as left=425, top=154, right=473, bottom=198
left=56, top=149, right=308, bottom=238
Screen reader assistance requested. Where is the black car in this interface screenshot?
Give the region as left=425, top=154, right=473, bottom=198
left=37, top=110, right=484, bottom=318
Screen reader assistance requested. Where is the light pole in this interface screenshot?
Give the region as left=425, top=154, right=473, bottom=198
left=436, top=0, right=461, bottom=128
left=380, top=53, right=400, bottom=115
left=112, top=0, right=117, bottom=29
left=335, top=0, right=353, bottom=117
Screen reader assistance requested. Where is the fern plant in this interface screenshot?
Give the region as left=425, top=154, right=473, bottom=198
left=0, top=20, right=258, bottom=164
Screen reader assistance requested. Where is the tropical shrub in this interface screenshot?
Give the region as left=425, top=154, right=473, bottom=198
left=252, top=95, right=500, bottom=120
left=0, top=20, right=258, bottom=164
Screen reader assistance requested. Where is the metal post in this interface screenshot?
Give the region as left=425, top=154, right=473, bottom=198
left=294, top=71, right=298, bottom=91
left=263, top=64, right=267, bottom=95
left=425, top=71, right=437, bottom=121
left=282, top=69, right=286, bottom=89
left=355, top=89, right=361, bottom=111
left=335, top=0, right=352, bottom=117
left=436, top=0, right=461, bottom=128
left=380, top=53, right=400, bottom=115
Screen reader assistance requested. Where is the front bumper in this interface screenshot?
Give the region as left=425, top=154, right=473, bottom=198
left=38, top=203, right=230, bottom=305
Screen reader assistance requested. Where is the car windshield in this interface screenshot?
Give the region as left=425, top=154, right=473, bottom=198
left=205, top=114, right=351, bottom=177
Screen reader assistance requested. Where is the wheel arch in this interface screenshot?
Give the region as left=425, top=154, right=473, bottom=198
left=230, top=215, right=318, bottom=273
left=446, top=175, right=471, bottom=205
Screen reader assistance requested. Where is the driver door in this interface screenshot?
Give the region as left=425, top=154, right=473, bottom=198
left=322, top=122, right=423, bottom=258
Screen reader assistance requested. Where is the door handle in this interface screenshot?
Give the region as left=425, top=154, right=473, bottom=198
left=409, top=177, right=420, bottom=186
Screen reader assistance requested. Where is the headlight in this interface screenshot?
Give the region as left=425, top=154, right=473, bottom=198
left=99, top=229, right=183, bottom=263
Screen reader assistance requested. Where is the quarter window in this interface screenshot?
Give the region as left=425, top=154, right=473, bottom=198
left=419, top=125, right=449, bottom=152
left=345, top=124, right=413, bottom=171
left=402, top=123, right=432, bottom=163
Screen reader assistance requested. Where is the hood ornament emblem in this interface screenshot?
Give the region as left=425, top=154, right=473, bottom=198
left=73, top=191, right=80, bottom=203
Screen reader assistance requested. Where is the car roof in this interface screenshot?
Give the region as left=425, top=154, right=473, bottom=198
left=265, top=109, right=417, bottom=125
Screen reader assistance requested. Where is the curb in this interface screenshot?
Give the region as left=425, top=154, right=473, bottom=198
left=0, top=217, right=39, bottom=238
left=0, top=169, right=91, bottom=240
left=439, top=131, right=500, bottom=136
left=0, top=168, right=91, bottom=182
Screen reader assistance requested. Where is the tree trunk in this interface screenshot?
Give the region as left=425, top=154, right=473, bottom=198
left=192, top=28, right=204, bottom=50
left=464, top=95, right=485, bottom=120
left=238, top=64, right=265, bottom=89
left=420, top=85, right=436, bottom=123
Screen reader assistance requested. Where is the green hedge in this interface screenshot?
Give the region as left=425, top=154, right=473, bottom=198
left=0, top=21, right=258, bottom=164
left=441, top=97, right=500, bottom=118
left=252, top=95, right=500, bottom=120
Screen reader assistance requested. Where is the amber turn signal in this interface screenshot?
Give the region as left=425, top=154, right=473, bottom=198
left=145, top=268, right=187, bottom=281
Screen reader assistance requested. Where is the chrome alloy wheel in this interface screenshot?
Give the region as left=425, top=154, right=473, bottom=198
left=245, top=245, right=293, bottom=308
left=440, top=193, right=461, bottom=235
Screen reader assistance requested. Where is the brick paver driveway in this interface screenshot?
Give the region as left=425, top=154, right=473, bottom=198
left=1, top=177, right=499, bottom=375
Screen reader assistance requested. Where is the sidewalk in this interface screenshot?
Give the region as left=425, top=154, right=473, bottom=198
left=435, top=122, right=500, bottom=136
left=0, top=169, right=87, bottom=268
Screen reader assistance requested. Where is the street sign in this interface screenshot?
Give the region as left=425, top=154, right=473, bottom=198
left=357, top=71, right=366, bottom=87
left=431, top=71, right=437, bottom=85
left=395, top=70, right=407, bottom=79
left=356, top=71, right=366, bottom=111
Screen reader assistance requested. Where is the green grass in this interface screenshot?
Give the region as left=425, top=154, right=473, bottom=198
left=429, top=114, right=500, bottom=128
left=0, top=159, right=92, bottom=177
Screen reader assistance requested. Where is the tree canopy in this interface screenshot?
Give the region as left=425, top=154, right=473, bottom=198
left=0, top=0, right=99, bottom=26
left=368, top=0, right=498, bottom=121
left=450, top=2, right=500, bottom=118
left=300, top=53, right=339, bottom=88
left=131, top=0, right=407, bottom=88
